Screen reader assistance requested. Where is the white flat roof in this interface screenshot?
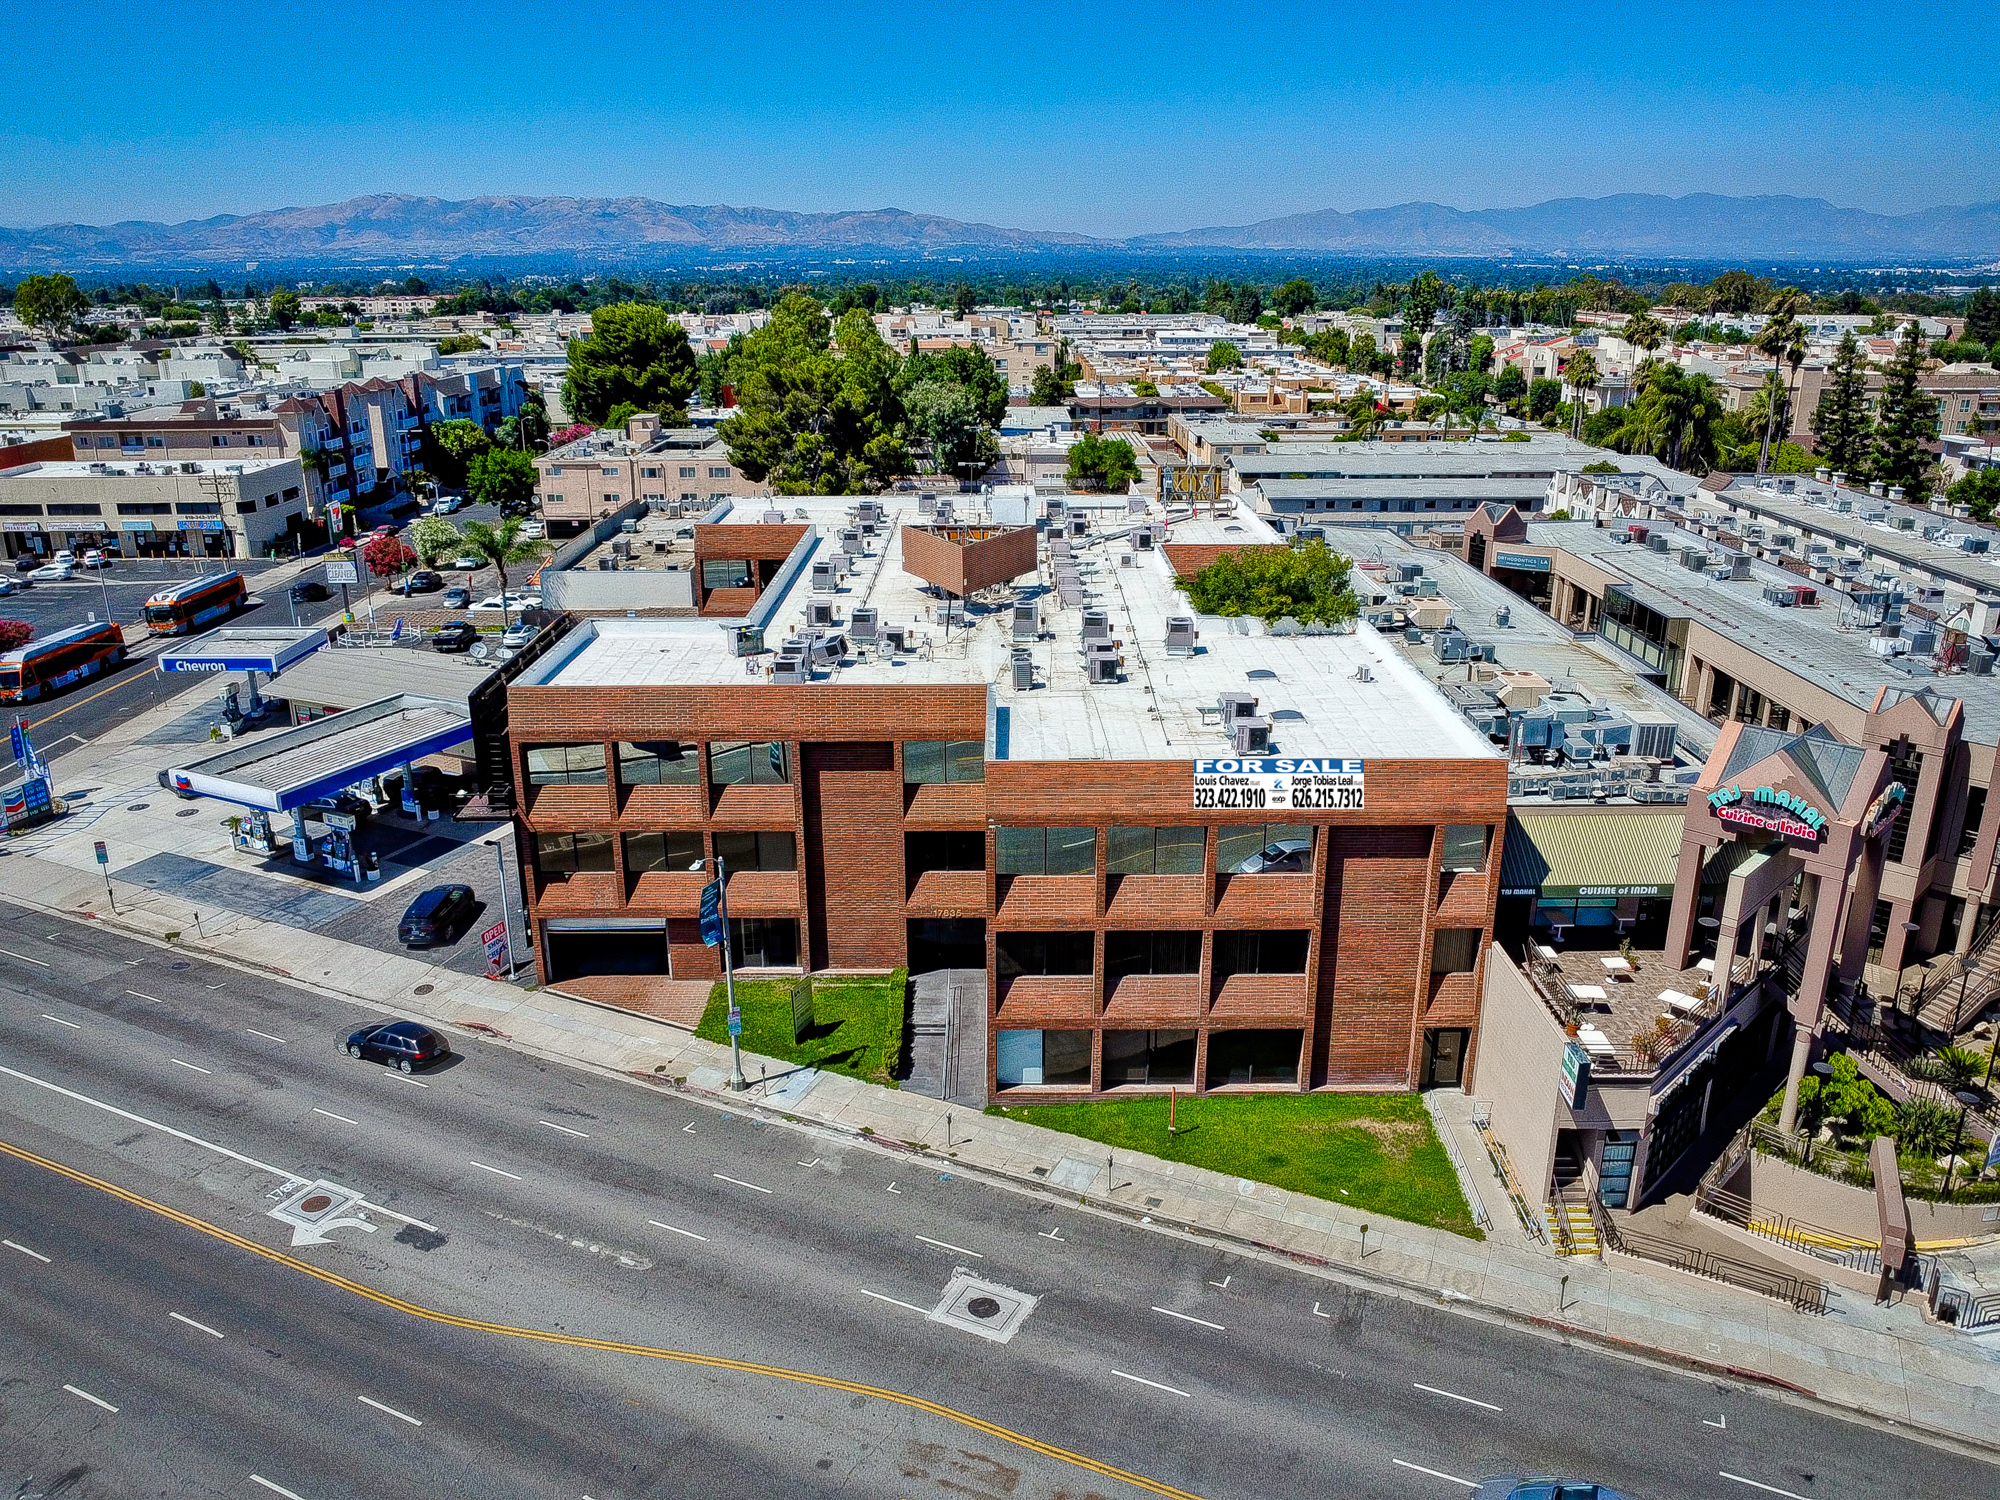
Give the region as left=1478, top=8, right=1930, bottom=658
left=526, top=490, right=1496, bottom=766
left=0, top=458, right=294, bottom=479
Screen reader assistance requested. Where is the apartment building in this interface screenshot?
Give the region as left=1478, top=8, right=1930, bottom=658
left=534, top=414, right=767, bottom=535
left=484, top=492, right=1507, bottom=1100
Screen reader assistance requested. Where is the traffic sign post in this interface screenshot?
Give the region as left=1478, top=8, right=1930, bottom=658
left=94, top=839, right=116, bottom=914
left=699, top=860, right=745, bottom=1091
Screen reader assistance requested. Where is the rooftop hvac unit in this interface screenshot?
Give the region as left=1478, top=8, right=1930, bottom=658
left=849, top=606, right=878, bottom=642
left=1970, top=649, right=1996, bottom=677
left=1218, top=691, right=1258, bottom=726
left=762, top=509, right=786, bottom=524
left=1165, top=615, right=1198, bottom=656
left=1431, top=629, right=1475, bottom=663
left=1045, top=499, right=1066, bottom=524
left=1962, top=536, right=1991, bottom=554
left=882, top=623, right=910, bottom=652
left=1648, top=534, right=1671, bottom=553
left=810, top=632, right=848, bottom=665
left=1011, top=648, right=1034, bottom=690
left=1680, top=547, right=1706, bottom=571
left=810, top=559, right=836, bottom=591
left=772, top=651, right=808, bottom=684
left=841, top=528, right=864, bottom=555
left=726, top=625, right=765, bottom=658
left=1086, top=653, right=1122, bottom=684
left=1496, top=606, right=1511, bottom=628
left=1761, top=584, right=1795, bottom=607
left=1629, top=717, right=1678, bottom=762
left=1119, top=552, right=1134, bottom=567
left=856, top=499, right=883, bottom=527
left=1134, top=524, right=1156, bottom=550
left=918, top=493, right=938, bottom=516
left=1082, top=608, right=1111, bottom=641
left=934, top=599, right=965, bottom=626
left=1728, top=553, right=1752, bottom=580
left=1231, top=717, right=1271, bottom=754
left=1068, top=515, right=1088, bottom=538
left=807, top=597, right=838, bottom=628
left=1902, top=626, right=1937, bottom=656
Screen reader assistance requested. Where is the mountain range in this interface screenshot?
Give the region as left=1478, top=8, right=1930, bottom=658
left=1, top=191, right=1995, bottom=268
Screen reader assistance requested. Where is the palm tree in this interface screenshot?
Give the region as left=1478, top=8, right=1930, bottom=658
left=1564, top=348, right=1599, bottom=438
left=1631, top=367, right=1722, bottom=474
left=1754, top=304, right=1807, bottom=474
left=458, top=516, right=549, bottom=629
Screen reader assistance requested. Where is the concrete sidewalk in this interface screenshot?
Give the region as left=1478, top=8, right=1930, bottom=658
left=9, top=683, right=2000, bottom=1456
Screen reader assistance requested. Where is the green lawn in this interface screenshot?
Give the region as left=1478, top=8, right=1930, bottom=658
left=993, top=1092, right=1480, bottom=1237
left=695, top=971, right=907, bottom=1086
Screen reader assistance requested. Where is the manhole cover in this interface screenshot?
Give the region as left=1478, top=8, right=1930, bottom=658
left=414, top=984, right=434, bottom=995
left=128, top=802, right=150, bottom=812
left=929, top=1272, right=1038, bottom=1344
left=299, top=1193, right=335, bottom=1214
left=176, top=809, right=198, bottom=818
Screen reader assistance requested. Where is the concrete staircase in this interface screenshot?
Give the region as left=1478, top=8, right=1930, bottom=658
left=901, top=968, right=988, bottom=1105
left=1545, top=1191, right=1602, bottom=1257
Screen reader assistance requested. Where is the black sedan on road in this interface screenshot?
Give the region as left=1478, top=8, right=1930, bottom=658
left=343, top=1020, right=450, bottom=1073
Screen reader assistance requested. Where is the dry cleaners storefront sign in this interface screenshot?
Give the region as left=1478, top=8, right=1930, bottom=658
left=1707, top=783, right=1828, bottom=843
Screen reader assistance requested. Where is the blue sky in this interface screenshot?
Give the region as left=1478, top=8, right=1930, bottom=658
left=3, top=1, right=1992, bottom=234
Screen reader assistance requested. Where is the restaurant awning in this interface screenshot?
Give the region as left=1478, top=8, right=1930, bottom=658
left=1500, top=808, right=1685, bottom=901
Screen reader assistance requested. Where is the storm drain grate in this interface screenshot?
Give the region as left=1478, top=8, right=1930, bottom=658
left=928, top=1270, right=1039, bottom=1344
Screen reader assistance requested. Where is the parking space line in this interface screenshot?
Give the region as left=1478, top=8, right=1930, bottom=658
left=40, top=1014, right=81, bottom=1029
left=169, top=1312, right=225, bottom=1339
left=914, top=1233, right=984, bottom=1259
left=858, top=1288, right=929, bottom=1316
left=537, top=1120, right=590, bottom=1138
left=1, top=948, right=50, bottom=967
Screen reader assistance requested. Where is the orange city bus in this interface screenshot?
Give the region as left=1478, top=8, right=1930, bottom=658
left=0, top=620, right=127, bottom=702
left=142, top=570, right=247, bottom=636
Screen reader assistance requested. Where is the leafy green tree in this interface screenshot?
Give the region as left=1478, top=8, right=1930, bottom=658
left=1029, top=365, right=1068, bottom=407
left=1872, top=322, right=1940, bottom=500
left=1493, top=365, right=1527, bottom=407
left=1184, top=538, right=1360, bottom=628
left=904, top=379, right=997, bottom=477
left=1272, top=278, right=1316, bottom=317
left=436, top=333, right=485, bottom=355
left=896, top=344, right=1006, bottom=426
left=1065, top=431, right=1141, bottom=492
left=605, top=401, right=642, bottom=431
left=1227, top=287, right=1262, bottom=325
left=949, top=283, right=977, bottom=319
left=426, top=418, right=492, bottom=488
left=268, top=291, right=301, bottom=331
left=1206, top=340, right=1243, bottom=374
left=1811, top=331, right=1873, bottom=477
left=467, top=447, right=539, bottom=513
left=1400, top=270, right=1444, bottom=374
left=1528, top=377, right=1563, bottom=422
left=1705, top=269, right=1768, bottom=314
left=1895, top=1096, right=1961, bottom=1157
left=456, top=516, right=549, bottom=627
left=562, top=303, right=699, bottom=425
left=1467, top=333, right=1495, bottom=373
left=1947, top=468, right=2000, bottom=523
left=406, top=516, right=464, bottom=567
left=13, top=273, right=89, bottom=337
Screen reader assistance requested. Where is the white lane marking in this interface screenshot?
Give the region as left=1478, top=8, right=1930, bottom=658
left=250, top=1476, right=307, bottom=1500
left=246, top=1028, right=288, bottom=1044
left=468, top=1160, right=521, bottom=1180
left=798, top=1157, right=821, bottom=1168
left=312, top=1108, right=359, bottom=1125
left=914, top=1233, right=984, bottom=1259
left=712, top=1172, right=772, bottom=1194
left=857, top=1288, right=929, bottom=1316
left=1208, top=1275, right=1231, bottom=1289
left=1391, top=1458, right=1478, bottom=1488
left=1412, top=1382, right=1502, bottom=1412
left=170, top=1059, right=212, bottom=1075
left=1039, top=1227, right=1065, bottom=1242
left=0, top=1063, right=437, bottom=1232
left=647, top=1219, right=709, bottom=1243
left=357, top=1394, right=423, bottom=1426
left=385, top=1073, right=429, bottom=1087
left=63, top=1384, right=118, bottom=1412
left=1152, top=1305, right=1226, bottom=1331
left=537, top=1120, right=590, bottom=1138
left=126, top=990, right=162, bottom=1004
left=2, top=947, right=51, bottom=966
left=1705, top=1413, right=1728, bottom=1429
left=1313, top=1302, right=1331, bottom=1318
left=1110, top=1370, right=1191, bottom=1398
left=1720, top=1475, right=1812, bottom=1500
left=4, top=1238, right=51, bottom=1262
left=40, top=1014, right=81, bottom=1029
left=682, top=1122, right=696, bottom=1134
left=169, top=1312, right=224, bottom=1339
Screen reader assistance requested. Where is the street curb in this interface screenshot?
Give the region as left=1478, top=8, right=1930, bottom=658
left=18, top=890, right=2000, bottom=1467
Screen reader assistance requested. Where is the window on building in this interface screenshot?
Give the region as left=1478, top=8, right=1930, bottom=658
left=1104, top=930, right=1202, bottom=981
left=602, top=493, right=620, bottom=505
left=601, top=466, right=619, bottom=476
left=1205, top=1028, right=1302, bottom=1086
left=679, top=466, right=697, bottom=478
left=995, top=826, right=1095, bottom=876
left=995, top=1029, right=1092, bottom=1087
left=1440, top=825, right=1490, bottom=874
left=1212, top=929, right=1310, bottom=977
left=145, top=435, right=164, bottom=448
left=641, top=467, right=661, bottom=478
left=709, top=740, right=790, bottom=785
left=623, top=831, right=704, bottom=873
left=115, top=503, right=172, bottom=515
left=1885, top=747, right=1923, bottom=863
left=617, top=740, right=700, bottom=786
left=263, top=494, right=280, bottom=508
left=1106, top=825, right=1206, bottom=875
left=709, top=466, right=731, bottom=478
left=1960, top=785, right=1988, bottom=858
left=534, top=830, right=615, bottom=875
left=525, top=743, right=607, bottom=786
left=1430, top=928, right=1482, bottom=975
left=903, top=740, right=985, bottom=783
left=906, top=829, right=985, bottom=873
left=1216, top=823, right=1315, bottom=874
left=1102, top=1029, right=1196, bottom=1086
left=46, top=504, right=103, bottom=516
left=236, top=501, right=257, bottom=516
left=713, top=830, right=797, bottom=873
left=995, top=930, right=1094, bottom=977
left=731, top=917, right=798, bottom=968
left=176, top=502, right=220, bottom=514
left=701, top=559, right=752, bottom=590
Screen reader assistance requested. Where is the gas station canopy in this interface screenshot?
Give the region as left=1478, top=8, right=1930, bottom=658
left=164, top=693, right=472, bottom=812
left=156, top=627, right=329, bottom=677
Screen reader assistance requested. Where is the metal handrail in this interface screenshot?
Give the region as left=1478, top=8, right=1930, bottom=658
left=1472, top=1115, right=1545, bottom=1244
left=1600, top=1217, right=1828, bottom=1314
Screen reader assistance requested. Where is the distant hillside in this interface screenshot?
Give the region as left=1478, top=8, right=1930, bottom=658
left=0, top=190, right=1995, bottom=268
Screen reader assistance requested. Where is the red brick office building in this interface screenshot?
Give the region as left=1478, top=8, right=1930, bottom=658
left=496, top=496, right=1508, bottom=1099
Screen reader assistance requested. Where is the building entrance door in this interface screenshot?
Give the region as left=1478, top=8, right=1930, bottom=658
left=1421, top=1027, right=1469, bottom=1088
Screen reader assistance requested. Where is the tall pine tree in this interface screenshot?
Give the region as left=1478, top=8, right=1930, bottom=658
left=1871, top=322, right=1939, bottom=501
left=1810, top=330, right=1873, bottom=478
left=1966, top=285, right=2000, bottom=346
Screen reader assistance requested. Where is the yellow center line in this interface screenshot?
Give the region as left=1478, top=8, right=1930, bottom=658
left=0, top=1138, right=1201, bottom=1499
left=25, top=663, right=162, bottom=725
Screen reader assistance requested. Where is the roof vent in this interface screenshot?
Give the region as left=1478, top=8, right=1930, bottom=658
left=1011, top=648, right=1034, bottom=690
left=1352, top=664, right=1374, bottom=683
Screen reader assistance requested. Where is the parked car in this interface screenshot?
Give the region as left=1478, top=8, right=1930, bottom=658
left=1475, top=1479, right=1636, bottom=1500
left=450, top=554, right=482, bottom=570
left=441, top=585, right=472, bottom=609
left=397, top=569, right=444, bottom=595
left=500, top=622, right=538, bottom=649
left=29, top=562, right=74, bottom=581
left=291, top=580, right=332, bottom=603
left=431, top=620, right=478, bottom=652
left=1230, top=837, right=1313, bottom=874
left=51, top=550, right=76, bottom=567
left=81, top=549, right=110, bottom=569
left=14, top=554, right=42, bottom=572
left=397, top=884, right=476, bottom=947
left=432, top=495, right=463, bottom=515
left=518, top=519, right=545, bottom=538
left=343, top=1019, right=450, bottom=1073
left=369, top=524, right=398, bottom=539
left=0, top=577, right=19, bottom=597
left=305, top=790, right=373, bottom=822
left=471, top=592, right=540, bottom=613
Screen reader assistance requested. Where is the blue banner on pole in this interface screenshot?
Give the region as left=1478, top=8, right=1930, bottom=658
left=9, top=722, right=25, bottom=762
left=699, top=880, right=724, bottom=948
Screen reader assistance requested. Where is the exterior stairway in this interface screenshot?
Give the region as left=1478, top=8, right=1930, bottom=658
left=1545, top=1188, right=1602, bottom=1257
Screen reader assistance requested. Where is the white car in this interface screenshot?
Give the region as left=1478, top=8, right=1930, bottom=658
left=450, top=554, right=483, bottom=570
left=432, top=496, right=463, bottom=515
left=500, top=623, right=538, bottom=648
left=51, top=549, right=77, bottom=567
left=469, top=592, right=541, bottom=613
left=29, top=562, right=74, bottom=581
left=81, top=549, right=110, bottom=569
left=518, top=521, right=545, bottom=539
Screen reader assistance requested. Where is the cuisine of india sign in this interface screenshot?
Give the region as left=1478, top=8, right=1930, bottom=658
left=1707, top=783, right=1827, bottom=842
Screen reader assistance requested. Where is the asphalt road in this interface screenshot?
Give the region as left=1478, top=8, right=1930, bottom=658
left=1, top=907, right=1991, bottom=1500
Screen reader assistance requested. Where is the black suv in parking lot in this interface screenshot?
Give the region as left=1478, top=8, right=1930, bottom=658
left=398, top=884, right=476, bottom=947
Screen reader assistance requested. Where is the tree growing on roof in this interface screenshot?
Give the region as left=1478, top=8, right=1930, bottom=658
left=1063, top=431, right=1140, bottom=493
left=1184, top=538, right=1360, bottom=629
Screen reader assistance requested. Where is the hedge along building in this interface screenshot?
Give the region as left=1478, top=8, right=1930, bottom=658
left=489, top=491, right=1509, bottom=1100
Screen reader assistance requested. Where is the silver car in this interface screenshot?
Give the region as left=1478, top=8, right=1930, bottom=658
left=1232, top=837, right=1312, bottom=874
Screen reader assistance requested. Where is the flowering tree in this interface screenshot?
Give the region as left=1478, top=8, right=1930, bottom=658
left=548, top=422, right=593, bottom=448
left=0, top=619, right=32, bottom=651
left=361, top=534, right=417, bottom=578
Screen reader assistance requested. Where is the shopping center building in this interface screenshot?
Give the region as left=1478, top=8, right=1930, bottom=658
left=485, top=492, right=1510, bottom=1099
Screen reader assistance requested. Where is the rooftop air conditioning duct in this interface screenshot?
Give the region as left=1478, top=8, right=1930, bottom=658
left=1231, top=717, right=1271, bottom=754
left=1082, top=608, right=1111, bottom=642
left=1011, top=649, right=1034, bottom=690
left=1219, top=690, right=1258, bottom=725
left=1086, top=653, right=1122, bottom=684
